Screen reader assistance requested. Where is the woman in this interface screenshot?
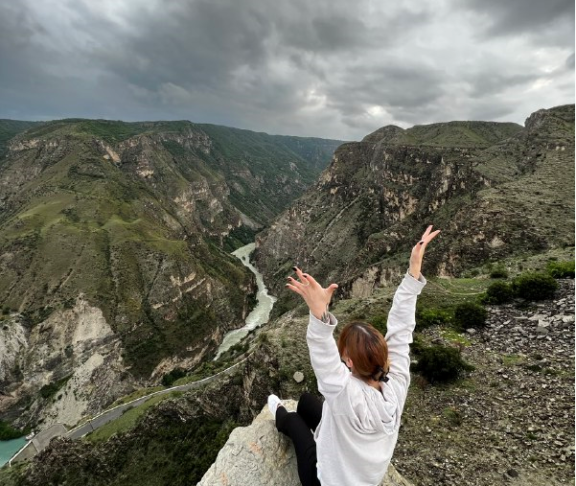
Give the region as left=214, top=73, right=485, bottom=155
left=267, top=225, right=440, bottom=486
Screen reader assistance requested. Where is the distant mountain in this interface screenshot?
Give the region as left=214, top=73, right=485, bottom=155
left=0, top=119, right=342, bottom=427
left=0, top=120, right=41, bottom=157
left=255, top=105, right=575, bottom=299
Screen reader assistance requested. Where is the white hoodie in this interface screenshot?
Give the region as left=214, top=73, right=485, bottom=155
left=306, top=272, right=426, bottom=486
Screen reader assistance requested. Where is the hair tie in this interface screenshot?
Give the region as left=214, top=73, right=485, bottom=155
left=372, top=365, right=389, bottom=383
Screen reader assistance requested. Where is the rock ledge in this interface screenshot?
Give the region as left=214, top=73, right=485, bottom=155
left=199, top=400, right=414, bottom=486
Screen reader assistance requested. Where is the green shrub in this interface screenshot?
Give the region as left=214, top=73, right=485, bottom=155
left=415, top=345, right=474, bottom=384
left=162, top=368, right=187, bottom=387
left=410, top=334, right=425, bottom=357
left=442, top=406, right=463, bottom=426
left=512, top=273, right=558, bottom=301
left=257, top=333, right=269, bottom=344
left=454, top=302, right=488, bottom=330
left=547, top=260, right=575, bottom=279
left=369, top=314, right=388, bottom=335
left=484, top=281, right=515, bottom=304
left=416, top=308, right=452, bottom=329
left=231, top=375, right=244, bottom=387
left=39, top=376, right=71, bottom=399
left=0, top=420, right=25, bottom=440
left=490, top=266, right=509, bottom=279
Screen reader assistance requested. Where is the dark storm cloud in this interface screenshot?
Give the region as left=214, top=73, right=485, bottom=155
left=0, top=0, right=573, bottom=139
left=466, top=72, right=538, bottom=98
left=322, top=62, right=447, bottom=129
left=460, top=0, right=574, bottom=45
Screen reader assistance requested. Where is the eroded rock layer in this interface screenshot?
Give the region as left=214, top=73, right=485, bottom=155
left=255, top=105, right=574, bottom=301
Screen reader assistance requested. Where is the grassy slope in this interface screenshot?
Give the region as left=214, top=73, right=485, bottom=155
left=402, top=121, right=523, bottom=147
left=0, top=138, right=239, bottom=375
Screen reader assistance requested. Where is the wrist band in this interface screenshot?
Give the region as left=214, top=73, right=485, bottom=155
left=320, top=304, right=330, bottom=323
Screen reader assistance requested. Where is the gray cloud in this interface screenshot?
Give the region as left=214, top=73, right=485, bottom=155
left=0, top=0, right=573, bottom=140
left=459, top=0, right=574, bottom=46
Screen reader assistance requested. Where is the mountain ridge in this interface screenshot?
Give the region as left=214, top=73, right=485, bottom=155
left=254, top=104, right=574, bottom=303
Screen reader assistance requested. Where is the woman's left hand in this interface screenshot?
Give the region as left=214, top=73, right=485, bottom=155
left=286, top=267, right=338, bottom=321
left=409, top=225, right=441, bottom=280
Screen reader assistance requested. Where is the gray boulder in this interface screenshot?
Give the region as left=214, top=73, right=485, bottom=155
left=199, top=400, right=414, bottom=486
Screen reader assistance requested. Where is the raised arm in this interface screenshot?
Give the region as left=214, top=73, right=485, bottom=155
left=385, top=226, right=440, bottom=402
left=306, top=311, right=350, bottom=400
left=384, top=273, right=425, bottom=391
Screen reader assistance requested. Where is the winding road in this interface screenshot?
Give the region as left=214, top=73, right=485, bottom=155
left=10, top=241, right=272, bottom=464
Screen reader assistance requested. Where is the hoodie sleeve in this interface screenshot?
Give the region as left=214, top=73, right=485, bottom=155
left=306, top=312, right=350, bottom=402
left=384, top=272, right=426, bottom=407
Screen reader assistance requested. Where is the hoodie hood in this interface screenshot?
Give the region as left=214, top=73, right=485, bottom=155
left=348, top=376, right=399, bottom=435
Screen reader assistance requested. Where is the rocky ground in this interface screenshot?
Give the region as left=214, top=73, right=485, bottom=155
left=393, top=279, right=575, bottom=486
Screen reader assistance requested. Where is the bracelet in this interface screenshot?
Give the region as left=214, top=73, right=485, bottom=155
left=408, top=270, right=419, bottom=280
left=320, top=304, right=330, bottom=323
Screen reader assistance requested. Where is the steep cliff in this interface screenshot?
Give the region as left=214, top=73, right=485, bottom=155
left=0, top=119, right=342, bottom=428
left=255, top=105, right=574, bottom=301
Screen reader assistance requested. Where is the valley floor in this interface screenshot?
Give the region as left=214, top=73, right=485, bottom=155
left=393, top=280, right=575, bottom=486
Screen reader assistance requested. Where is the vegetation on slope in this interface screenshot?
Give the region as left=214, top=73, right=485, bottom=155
left=0, top=119, right=341, bottom=382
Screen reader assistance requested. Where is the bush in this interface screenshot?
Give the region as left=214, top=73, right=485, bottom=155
left=490, top=266, right=509, bottom=279
left=162, top=368, right=187, bottom=387
left=415, top=345, right=474, bottom=384
left=547, top=260, right=575, bottom=279
left=416, top=308, right=452, bottom=329
left=0, top=420, right=24, bottom=440
left=454, top=302, right=488, bottom=330
left=369, top=314, right=388, bottom=335
left=410, top=334, right=425, bottom=357
left=512, top=273, right=558, bottom=301
left=484, top=281, right=515, bottom=304
left=39, top=376, right=71, bottom=399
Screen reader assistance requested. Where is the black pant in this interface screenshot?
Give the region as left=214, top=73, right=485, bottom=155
left=276, top=393, right=323, bottom=486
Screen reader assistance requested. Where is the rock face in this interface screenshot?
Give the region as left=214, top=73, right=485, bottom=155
left=199, top=400, right=414, bottom=486
left=0, top=119, right=342, bottom=429
left=0, top=297, right=133, bottom=428
left=255, top=105, right=575, bottom=301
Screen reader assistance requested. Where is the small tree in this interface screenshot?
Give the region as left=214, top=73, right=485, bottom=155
left=512, top=273, right=558, bottom=301
left=485, top=281, right=515, bottom=304
left=490, top=266, right=509, bottom=279
left=416, top=307, right=452, bottom=330
left=415, top=345, right=474, bottom=384
left=547, top=261, right=575, bottom=279
left=454, top=302, right=488, bottom=330
left=162, top=368, right=187, bottom=387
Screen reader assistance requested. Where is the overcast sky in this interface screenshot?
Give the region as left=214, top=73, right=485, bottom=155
left=1, top=0, right=574, bottom=140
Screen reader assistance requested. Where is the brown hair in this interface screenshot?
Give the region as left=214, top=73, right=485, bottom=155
left=337, top=321, right=389, bottom=382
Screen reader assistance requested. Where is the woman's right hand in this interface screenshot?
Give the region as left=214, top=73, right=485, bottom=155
left=286, top=267, right=338, bottom=321
left=409, top=225, right=441, bottom=280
